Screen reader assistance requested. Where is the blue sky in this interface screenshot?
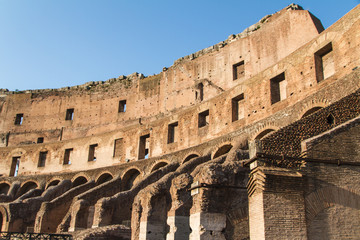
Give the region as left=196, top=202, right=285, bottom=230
left=0, top=0, right=359, bottom=91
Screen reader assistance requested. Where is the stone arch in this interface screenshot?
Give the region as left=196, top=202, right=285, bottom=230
left=17, top=180, right=38, bottom=197
left=301, top=106, right=324, bottom=118
left=121, top=168, right=141, bottom=191
left=253, top=128, right=276, bottom=140
left=0, top=182, right=10, bottom=195
left=46, top=178, right=61, bottom=189
left=0, top=206, right=8, bottom=231
left=182, top=153, right=200, bottom=164
left=72, top=175, right=89, bottom=188
left=95, top=172, right=114, bottom=185
left=212, top=144, right=233, bottom=159
left=150, top=161, right=169, bottom=173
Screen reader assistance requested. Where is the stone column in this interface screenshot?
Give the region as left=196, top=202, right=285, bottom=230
left=166, top=173, right=192, bottom=240
left=189, top=212, right=226, bottom=240
left=189, top=181, right=226, bottom=240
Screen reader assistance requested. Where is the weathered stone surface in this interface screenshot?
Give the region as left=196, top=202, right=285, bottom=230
left=0, top=3, right=359, bottom=240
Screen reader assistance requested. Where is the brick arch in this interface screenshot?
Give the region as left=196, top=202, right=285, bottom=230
left=17, top=180, right=39, bottom=197
left=8, top=148, right=27, bottom=157
left=71, top=173, right=90, bottom=188
left=149, top=160, right=169, bottom=173
left=0, top=181, right=11, bottom=195
left=45, top=178, right=62, bottom=189
left=305, top=186, right=360, bottom=223
left=95, top=171, right=114, bottom=185
left=212, top=143, right=233, bottom=159
left=121, top=167, right=142, bottom=191
left=0, top=206, right=9, bottom=231
left=301, top=106, right=324, bottom=119
left=182, top=152, right=200, bottom=164
left=253, top=128, right=276, bottom=140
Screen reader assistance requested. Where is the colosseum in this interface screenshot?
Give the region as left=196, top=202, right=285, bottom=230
left=0, top=3, right=359, bottom=240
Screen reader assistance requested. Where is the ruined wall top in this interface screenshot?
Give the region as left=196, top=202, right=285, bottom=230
left=0, top=3, right=305, bottom=96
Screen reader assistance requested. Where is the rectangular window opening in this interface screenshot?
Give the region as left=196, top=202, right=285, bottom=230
left=138, top=134, right=150, bottom=160
left=10, top=157, right=20, bottom=177
left=113, top=138, right=123, bottom=158
left=270, top=72, right=287, bottom=104
left=233, top=61, right=245, bottom=80
left=118, top=100, right=127, bottom=113
left=14, top=114, right=24, bottom=125
left=37, top=137, right=44, bottom=144
left=315, top=43, right=334, bottom=82
left=63, top=148, right=73, bottom=165
left=232, top=94, right=245, bottom=122
left=65, top=108, right=74, bottom=121
left=195, top=83, right=204, bottom=102
left=167, top=122, right=179, bottom=144
left=38, top=151, right=48, bottom=167
left=88, top=144, right=98, bottom=162
left=198, top=110, right=210, bottom=128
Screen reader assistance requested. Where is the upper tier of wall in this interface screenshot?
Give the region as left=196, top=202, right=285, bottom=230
left=0, top=4, right=322, bottom=141
left=0, top=4, right=359, bottom=176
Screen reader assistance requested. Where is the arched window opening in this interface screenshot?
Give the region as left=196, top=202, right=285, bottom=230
left=301, top=107, right=323, bottom=118
left=72, top=176, right=88, bottom=188
left=182, top=154, right=199, bottom=164
left=96, top=173, right=113, bottom=185
left=195, top=83, right=204, bottom=101
left=18, top=181, right=38, bottom=197
left=255, top=129, right=275, bottom=140
left=46, top=180, right=60, bottom=189
left=0, top=183, right=10, bottom=195
left=151, top=162, right=168, bottom=173
left=122, top=169, right=141, bottom=191
left=213, top=144, right=233, bottom=159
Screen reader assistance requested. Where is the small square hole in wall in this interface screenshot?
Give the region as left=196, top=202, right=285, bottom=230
left=37, top=137, right=44, bottom=143
left=65, top=108, right=74, bottom=120
left=198, top=110, right=209, bottom=128
left=270, top=72, right=287, bottom=104
left=233, top=61, right=245, bottom=80
left=14, top=113, right=23, bottom=125
left=119, top=100, right=127, bottom=113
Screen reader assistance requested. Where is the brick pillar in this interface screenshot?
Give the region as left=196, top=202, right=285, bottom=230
left=248, top=164, right=307, bottom=240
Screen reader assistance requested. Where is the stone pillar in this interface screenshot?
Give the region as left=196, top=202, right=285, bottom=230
left=189, top=212, right=226, bottom=240
left=189, top=181, right=226, bottom=240
left=138, top=192, right=168, bottom=240
left=248, top=164, right=307, bottom=240
left=166, top=215, right=191, bottom=240
left=166, top=173, right=193, bottom=240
